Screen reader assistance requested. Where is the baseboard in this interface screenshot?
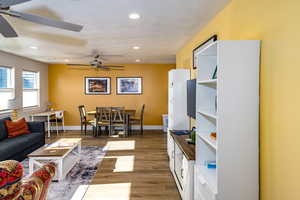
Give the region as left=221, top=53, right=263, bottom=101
left=58, top=125, right=163, bottom=131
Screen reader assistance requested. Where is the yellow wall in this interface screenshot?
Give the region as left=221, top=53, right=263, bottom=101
left=177, top=0, right=300, bottom=199
left=48, top=64, right=175, bottom=126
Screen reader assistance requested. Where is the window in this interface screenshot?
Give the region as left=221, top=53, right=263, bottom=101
left=23, top=71, right=40, bottom=108
left=0, top=66, right=14, bottom=110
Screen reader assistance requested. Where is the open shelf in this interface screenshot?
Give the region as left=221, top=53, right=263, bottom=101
left=197, top=165, right=217, bottom=195
left=197, top=110, right=217, bottom=120
left=197, top=42, right=218, bottom=57
left=197, top=79, right=217, bottom=84
left=197, top=132, right=217, bottom=150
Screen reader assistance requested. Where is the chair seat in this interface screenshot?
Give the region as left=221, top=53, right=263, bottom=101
left=130, top=119, right=141, bottom=124
left=111, top=123, right=126, bottom=126
left=49, top=118, right=63, bottom=123
left=130, top=116, right=141, bottom=120
left=87, top=119, right=96, bottom=125
left=97, top=121, right=110, bottom=125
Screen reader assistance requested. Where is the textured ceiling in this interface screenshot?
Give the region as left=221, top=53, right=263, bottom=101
left=0, top=0, right=230, bottom=64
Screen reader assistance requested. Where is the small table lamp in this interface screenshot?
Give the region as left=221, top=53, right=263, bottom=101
left=47, top=101, right=53, bottom=111
left=8, top=99, right=20, bottom=121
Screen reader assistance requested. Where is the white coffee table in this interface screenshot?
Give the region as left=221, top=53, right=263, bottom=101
left=28, top=138, right=81, bottom=181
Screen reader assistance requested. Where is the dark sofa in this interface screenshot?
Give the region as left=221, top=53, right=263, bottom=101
left=0, top=117, right=45, bottom=161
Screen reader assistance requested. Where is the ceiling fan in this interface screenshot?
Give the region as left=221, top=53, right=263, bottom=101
left=0, top=0, right=83, bottom=38
left=67, top=54, right=125, bottom=71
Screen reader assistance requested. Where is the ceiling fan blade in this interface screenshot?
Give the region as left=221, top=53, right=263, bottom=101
left=0, top=0, right=31, bottom=8
left=8, top=10, right=83, bottom=32
left=101, top=65, right=125, bottom=68
left=68, top=68, right=93, bottom=71
left=100, top=67, right=124, bottom=71
left=108, top=68, right=125, bottom=71
left=67, top=64, right=91, bottom=66
left=99, top=54, right=124, bottom=57
left=0, top=15, right=17, bottom=37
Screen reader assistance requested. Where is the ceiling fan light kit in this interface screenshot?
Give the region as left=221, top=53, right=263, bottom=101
left=68, top=54, right=125, bottom=71
left=0, top=0, right=83, bottom=38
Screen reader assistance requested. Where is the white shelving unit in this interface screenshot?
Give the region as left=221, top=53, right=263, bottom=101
left=168, top=69, right=190, bottom=131
left=167, top=69, right=194, bottom=200
left=167, top=69, right=190, bottom=160
left=194, top=40, right=260, bottom=200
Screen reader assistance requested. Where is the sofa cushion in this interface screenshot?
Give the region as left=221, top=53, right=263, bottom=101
left=0, top=160, right=23, bottom=199
left=0, top=132, right=44, bottom=160
left=5, top=118, right=31, bottom=138
left=19, top=162, right=56, bottom=200
left=0, top=117, right=11, bottom=141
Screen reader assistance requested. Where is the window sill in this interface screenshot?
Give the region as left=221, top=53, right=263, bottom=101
left=23, top=106, right=40, bottom=112
left=0, top=110, right=12, bottom=115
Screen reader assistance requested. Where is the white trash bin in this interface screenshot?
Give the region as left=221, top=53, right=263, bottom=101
left=162, top=114, right=168, bottom=132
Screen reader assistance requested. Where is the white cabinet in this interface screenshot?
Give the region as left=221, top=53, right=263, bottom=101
left=169, top=133, right=194, bottom=200
left=182, top=156, right=194, bottom=200
left=168, top=133, right=175, bottom=172
left=168, top=69, right=190, bottom=130
left=194, top=40, right=260, bottom=200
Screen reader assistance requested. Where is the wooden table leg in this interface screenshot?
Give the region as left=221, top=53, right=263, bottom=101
left=47, top=115, right=51, bottom=138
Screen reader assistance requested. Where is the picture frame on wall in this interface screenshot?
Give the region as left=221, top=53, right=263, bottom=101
left=85, top=77, right=111, bottom=95
left=193, top=34, right=218, bottom=69
left=117, top=77, right=143, bottom=95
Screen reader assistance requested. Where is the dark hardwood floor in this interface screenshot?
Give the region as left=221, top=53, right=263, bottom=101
left=46, top=130, right=181, bottom=200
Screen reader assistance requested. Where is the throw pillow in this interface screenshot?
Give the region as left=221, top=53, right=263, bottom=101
left=5, top=118, right=31, bottom=138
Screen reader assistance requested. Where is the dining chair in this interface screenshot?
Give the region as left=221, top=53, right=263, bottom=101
left=95, top=107, right=111, bottom=136
left=49, top=111, right=65, bottom=136
left=110, top=107, right=127, bottom=137
left=130, top=104, right=145, bottom=135
left=78, top=105, right=94, bottom=135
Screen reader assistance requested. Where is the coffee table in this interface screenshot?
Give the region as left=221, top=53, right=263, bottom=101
left=28, top=138, right=82, bottom=181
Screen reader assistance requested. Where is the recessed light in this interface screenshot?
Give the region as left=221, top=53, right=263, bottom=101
left=30, top=46, right=38, bottom=50
left=135, top=59, right=141, bottom=62
left=133, top=46, right=140, bottom=50
left=129, top=13, right=140, bottom=20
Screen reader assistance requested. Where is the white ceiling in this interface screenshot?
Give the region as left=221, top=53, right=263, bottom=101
left=0, top=0, right=230, bottom=64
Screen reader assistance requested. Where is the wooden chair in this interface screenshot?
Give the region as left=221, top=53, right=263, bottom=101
left=95, top=107, right=111, bottom=136
left=78, top=105, right=94, bottom=135
left=130, top=104, right=145, bottom=135
left=110, top=107, right=127, bottom=137
left=49, top=111, right=65, bottom=136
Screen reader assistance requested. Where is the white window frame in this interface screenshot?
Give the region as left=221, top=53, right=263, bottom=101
left=22, top=70, right=40, bottom=109
left=0, top=66, right=15, bottom=111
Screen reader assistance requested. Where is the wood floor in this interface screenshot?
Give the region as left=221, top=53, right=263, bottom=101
left=47, top=130, right=181, bottom=200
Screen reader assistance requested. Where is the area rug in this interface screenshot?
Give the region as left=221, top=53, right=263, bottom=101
left=21, top=146, right=106, bottom=200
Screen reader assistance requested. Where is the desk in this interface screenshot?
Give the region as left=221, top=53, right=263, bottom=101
left=31, top=110, right=64, bottom=138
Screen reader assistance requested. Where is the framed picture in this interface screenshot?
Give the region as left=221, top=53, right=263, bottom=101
left=193, top=35, right=218, bottom=69
left=117, top=77, right=143, bottom=95
left=85, top=77, right=111, bottom=95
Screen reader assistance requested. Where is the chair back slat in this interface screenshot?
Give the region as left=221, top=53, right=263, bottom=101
left=140, top=104, right=145, bottom=121
left=96, top=107, right=111, bottom=123
left=111, top=107, right=125, bottom=123
left=78, top=105, right=86, bottom=121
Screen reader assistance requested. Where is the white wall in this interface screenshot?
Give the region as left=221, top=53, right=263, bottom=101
left=0, top=51, right=48, bottom=119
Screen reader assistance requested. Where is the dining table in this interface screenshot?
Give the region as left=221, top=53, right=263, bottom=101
left=87, top=109, right=136, bottom=116
left=87, top=109, right=136, bottom=136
